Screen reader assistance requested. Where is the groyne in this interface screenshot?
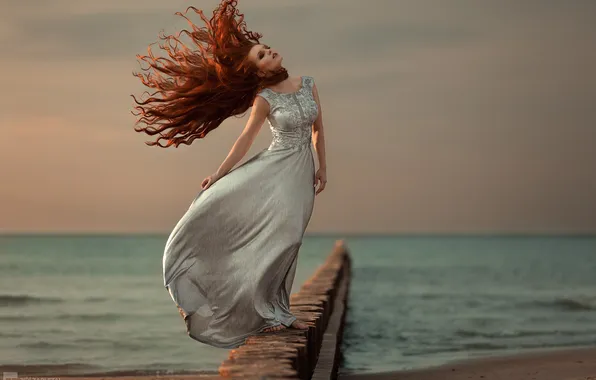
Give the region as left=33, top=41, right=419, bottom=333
left=218, top=239, right=351, bottom=379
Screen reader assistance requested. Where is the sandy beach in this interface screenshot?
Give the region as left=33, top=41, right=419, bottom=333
left=1, top=347, right=594, bottom=379
left=341, top=347, right=596, bottom=380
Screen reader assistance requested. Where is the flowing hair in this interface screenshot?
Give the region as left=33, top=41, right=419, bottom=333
left=131, top=0, right=288, bottom=148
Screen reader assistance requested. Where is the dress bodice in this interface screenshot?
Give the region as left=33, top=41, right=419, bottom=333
left=256, top=76, right=319, bottom=151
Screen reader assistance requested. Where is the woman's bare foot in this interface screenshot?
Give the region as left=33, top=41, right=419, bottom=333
left=290, top=320, right=309, bottom=330
left=262, top=324, right=286, bottom=333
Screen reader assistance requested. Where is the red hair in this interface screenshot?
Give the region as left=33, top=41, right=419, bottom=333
left=131, top=0, right=288, bottom=148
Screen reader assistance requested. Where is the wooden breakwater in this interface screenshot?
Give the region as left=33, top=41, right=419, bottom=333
left=218, top=239, right=352, bottom=379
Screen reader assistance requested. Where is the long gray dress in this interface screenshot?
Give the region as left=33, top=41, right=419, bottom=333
left=162, top=75, right=318, bottom=349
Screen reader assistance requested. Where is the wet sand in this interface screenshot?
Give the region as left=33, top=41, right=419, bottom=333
left=2, top=347, right=595, bottom=379
left=340, top=347, right=596, bottom=380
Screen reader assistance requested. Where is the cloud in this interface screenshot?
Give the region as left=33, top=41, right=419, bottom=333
left=1, top=0, right=491, bottom=62
left=1, top=0, right=596, bottom=233
left=3, top=11, right=172, bottom=59
left=0, top=0, right=320, bottom=60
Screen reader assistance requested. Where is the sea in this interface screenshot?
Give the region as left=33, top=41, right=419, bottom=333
left=1, top=234, right=595, bottom=376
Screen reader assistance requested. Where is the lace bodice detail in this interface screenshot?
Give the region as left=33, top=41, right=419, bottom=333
left=256, top=76, right=319, bottom=151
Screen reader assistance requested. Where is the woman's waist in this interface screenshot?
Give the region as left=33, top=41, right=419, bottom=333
left=267, top=137, right=311, bottom=151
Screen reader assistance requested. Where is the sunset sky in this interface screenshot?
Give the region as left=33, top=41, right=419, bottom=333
left=1, top=0, right=594, bottom=234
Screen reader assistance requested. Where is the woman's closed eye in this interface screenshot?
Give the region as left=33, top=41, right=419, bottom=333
left=258, top=45, right=271, bottom=59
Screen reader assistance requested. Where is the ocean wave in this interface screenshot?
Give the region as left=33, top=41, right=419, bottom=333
left=16, top=340, right=148, bottom=350
left=0, top=315, right=36, bottom=321
left=0, top=294, right=63, bottom=307
left=462, top=342, right=507, bottom=350
left=402, top=339, right=596, bottom=357
left=536, top=297, right=596, bottom=311
left=83, top=296, right=108, bottom=303
left=402, top=342, right=507, bottom=356
left=70, top=338, right=147, bottom=350
left=455, top=329, right=552, bottom=339
left=0, top=312, right=124, bottom=322
left=57, top=312, right=124, bottom=321
left=7, top=336, right=168, bottom=353
left=455, top=327, right=596, bottom=340
left=17, top=341, right=74, bottom=349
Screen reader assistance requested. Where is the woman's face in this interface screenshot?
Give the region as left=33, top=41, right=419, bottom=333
left=247, top=44, right=282, bottom=77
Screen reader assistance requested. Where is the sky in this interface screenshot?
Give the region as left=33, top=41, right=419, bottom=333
left=0, top=0, right=595, bottom=234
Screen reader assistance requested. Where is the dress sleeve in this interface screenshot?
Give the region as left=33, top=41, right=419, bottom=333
left=256, top=89, right=273, bottom=107
left=303, top=76, right=315, bottom=96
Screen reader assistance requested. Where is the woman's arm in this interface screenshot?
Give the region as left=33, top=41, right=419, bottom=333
left=311, top=83, right=327, bottom=195
left=311, top=83, right=327, bottom=169
left=214, top=96, right=269, bottom=178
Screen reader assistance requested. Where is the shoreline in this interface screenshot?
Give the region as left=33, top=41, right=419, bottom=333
left=3, top=346, right=595, bottom=379
left=340, top=346, right=596, bottom=380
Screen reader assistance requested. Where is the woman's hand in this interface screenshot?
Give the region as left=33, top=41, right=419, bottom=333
left=201, top=173, right=221, bottom=190
left=314, top=168, right=327, bottom=195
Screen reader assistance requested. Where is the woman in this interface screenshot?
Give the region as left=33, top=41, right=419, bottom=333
left=131, top=0, right=327, bottom=349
